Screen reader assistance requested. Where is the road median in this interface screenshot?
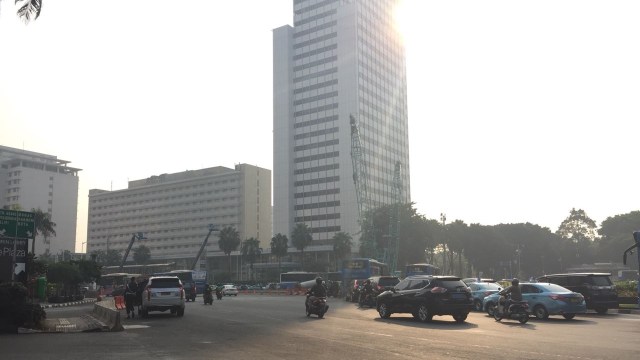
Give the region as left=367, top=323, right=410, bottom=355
left=91, top=298, right=124, bottom=331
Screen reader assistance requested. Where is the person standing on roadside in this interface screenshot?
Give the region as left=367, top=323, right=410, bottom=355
left=125, top=276, right=138, bottom=319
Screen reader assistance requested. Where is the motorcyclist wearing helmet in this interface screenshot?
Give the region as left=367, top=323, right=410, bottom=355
left=498, top=278, right=522, bottom=315
left=307, top=277, right=328, bottom=309
left=359, top=279, right=374, bottom=306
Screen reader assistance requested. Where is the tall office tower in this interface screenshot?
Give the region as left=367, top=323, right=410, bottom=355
left=273, top=0, right=411, bottom=249
left=86, top=164, right=271, bottom=265
left=0, top=145, right=81, bottom=255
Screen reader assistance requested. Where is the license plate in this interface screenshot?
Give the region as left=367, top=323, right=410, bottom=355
left=451, top=293, right=465, bottom=299
left=569, top=298, right=580, bottom=304
left=160, top=292, right=171, bottom=296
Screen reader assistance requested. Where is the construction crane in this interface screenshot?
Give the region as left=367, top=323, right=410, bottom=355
left=190, top=224, right=218, bottom=270
left=119, top=232, right=146, bottom=271
left=386, top=161, right=402, bottom=275
left=350, top=114, right=377, bottom=258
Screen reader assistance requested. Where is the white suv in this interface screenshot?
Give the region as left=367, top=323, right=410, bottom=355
left=140, top=276, right=186, bottom=317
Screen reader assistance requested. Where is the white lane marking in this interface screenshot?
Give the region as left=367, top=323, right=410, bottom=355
left=123, top=325, right=150, bottom=329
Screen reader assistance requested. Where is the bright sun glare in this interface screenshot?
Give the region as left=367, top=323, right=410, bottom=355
left=393, top=0, right=413, bottom=44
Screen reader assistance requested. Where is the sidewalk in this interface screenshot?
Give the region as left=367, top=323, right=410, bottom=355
left=18, top=298, right=108, bottom=333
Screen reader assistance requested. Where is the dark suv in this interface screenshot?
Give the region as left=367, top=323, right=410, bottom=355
left=537, top=273, right=618, bottom=314
left=376, top=275, right=473, bottom=323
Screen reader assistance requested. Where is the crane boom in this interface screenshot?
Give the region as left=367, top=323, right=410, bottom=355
left=120, top=232, right=145, bottom=270
left=191, top=225, right=217, bottom=270
left=350, top=114, right=377, bottom=258
left=350, top=114, right=371, bottom=219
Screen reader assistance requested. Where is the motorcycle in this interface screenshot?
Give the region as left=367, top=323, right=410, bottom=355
left=358, top=291, right=376, bottom=308
left=215, top=287, right=223, bottom=300
left=493, top=295, right=529, bottom=324
left=305, top=294, right=329, bottom=318
left=203, top=286, right=213, bottom=305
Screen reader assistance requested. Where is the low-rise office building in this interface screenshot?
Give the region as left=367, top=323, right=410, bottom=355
left=86, top=164, right=271, bottom=270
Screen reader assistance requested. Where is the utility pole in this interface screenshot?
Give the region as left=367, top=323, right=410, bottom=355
left=440, top=213, right=447, bottom=274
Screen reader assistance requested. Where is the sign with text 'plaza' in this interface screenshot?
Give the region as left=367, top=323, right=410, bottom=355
left=0, top=209, right=35, bottom=239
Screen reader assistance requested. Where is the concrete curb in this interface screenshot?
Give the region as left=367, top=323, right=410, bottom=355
left=91, top=299, right=124, bottom=332
left=40, top=298, right=97, bottom=309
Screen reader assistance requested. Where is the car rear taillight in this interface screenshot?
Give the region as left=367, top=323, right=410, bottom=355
left=483, top=291, right=492, bottom=297
left=431, top=287, right=447, bottom=294
left=146, top=285, right=151, bottom=301
left=179, top=285, right=184, bottom=300
left=549, top=294, right=567, bottom=301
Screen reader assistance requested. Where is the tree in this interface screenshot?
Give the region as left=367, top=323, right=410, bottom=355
left=73, top=259, right=101, bottom=284
left=332, top=232, right=352, bottom=271
left=218, top=226, right=240, bottom=274
left=291, top=223, right=312, bottom=270
left=47, top=262, right=82, bottom=296
left=0, top=0, right=42, bottom=24
left=557, top=208, right=598, bottom=264
left=91, top=249, right=122, bottom=266
left=241, top=238, right=262, bottom=281
left=597, top=211, right=640, bottom=265
left=133, top=245, right=151, bottom=264
left=31, top=208, right=56, bottom=254
left=270, top=233, right=289, bottom=275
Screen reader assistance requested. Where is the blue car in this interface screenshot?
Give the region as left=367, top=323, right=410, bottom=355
left=482, top=282, right=587, bottom=320
left=468, top=282, right=503, bottom=311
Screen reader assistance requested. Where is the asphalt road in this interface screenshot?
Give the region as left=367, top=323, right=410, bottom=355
left=1, top=295, right=638, bottom=360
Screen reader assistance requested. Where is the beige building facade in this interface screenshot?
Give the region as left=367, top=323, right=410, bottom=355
left=86, top=164, right=271, bottom=267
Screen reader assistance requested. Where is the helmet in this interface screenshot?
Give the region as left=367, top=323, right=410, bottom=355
left=512, top=278, right=519, bottom=286
left=316, top=277, right=323, bottom=285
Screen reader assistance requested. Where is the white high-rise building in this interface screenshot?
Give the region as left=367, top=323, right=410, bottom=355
left=273, top=0, right=411, bottom=247
left=86, top=164, right=271, bottom=265
left=0, top=145, right=81, bottom=255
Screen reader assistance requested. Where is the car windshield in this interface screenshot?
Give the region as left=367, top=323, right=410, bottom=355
left=439, top=280, right=467, bottom=290
left=588, top=276, right=612, bottom=286
left=378, top=278, right=399, bottom=287
left=150, top=278, right=181, bottom=288
left=539, top=284, right=571, bottom=293
left=478, top=283, right=502, bottom=290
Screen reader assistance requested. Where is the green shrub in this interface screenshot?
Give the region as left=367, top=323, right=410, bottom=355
left=614, top=281, right=639, bottom=297
left=0, top=282, right=47, bottom=330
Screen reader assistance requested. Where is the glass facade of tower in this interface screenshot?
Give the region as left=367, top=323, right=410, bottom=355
left=274, top=0, right=410, bottom=246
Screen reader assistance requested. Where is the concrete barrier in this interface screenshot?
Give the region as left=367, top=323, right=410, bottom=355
left=92, top=298, right=124, bottom=332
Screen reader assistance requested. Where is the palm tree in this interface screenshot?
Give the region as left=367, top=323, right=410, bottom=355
left=1, top=0, right=43, bottom=23
left=332, top=232, right=353, bottom=271
left=270, top=233, right=289, bottom=275
left=291, top=223, right=312, bottom=271
left=241, top=238, right=262, bottom=281
left=32, top=208, right=56, bottom=254
left=218, top=226, right=240, bottom=274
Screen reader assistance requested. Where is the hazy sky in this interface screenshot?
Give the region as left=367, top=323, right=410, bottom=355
left=1, top=1, right=639, bottom=252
